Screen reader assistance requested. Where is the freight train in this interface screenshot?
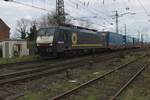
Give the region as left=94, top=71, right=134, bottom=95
left=36, top=25, right=141, bottom=56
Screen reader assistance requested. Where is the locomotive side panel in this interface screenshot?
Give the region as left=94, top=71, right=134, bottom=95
left=71, top=31, right=104, bottom=50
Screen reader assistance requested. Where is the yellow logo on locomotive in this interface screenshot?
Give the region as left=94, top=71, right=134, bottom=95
left=72, top=33, right=78, bottom=45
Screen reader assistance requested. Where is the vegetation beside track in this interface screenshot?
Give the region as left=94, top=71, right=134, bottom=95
left=116, top=59, right=150, bottom=100
left=0, top=55, right=39, bottom=64
left=16, top=51, right=145, bottom=100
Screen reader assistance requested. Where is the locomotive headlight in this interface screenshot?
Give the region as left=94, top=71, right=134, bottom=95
left=37, top=44, right=40, bottom=46
left=49, top=44, right=53, bottom=46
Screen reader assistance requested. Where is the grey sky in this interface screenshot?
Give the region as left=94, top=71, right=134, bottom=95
left=0, top=0, right=150, bottom=41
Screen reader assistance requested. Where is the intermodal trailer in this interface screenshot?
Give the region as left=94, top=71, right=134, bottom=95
left=100, top=32, right=124, bottom=49
left=133, top=38, right=140, bottom=48
left=123, top=36, right=133, bottom=48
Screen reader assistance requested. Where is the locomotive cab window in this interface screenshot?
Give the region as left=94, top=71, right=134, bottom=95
left=36, top=28, right=56, bottom=44
left=64, top=32, right=68, bottom=42
left=37, top=28, right=47, bottom=36
left=59, top=30, right=68, bottom=42
left=46, top=29, right=55, bottom=36
left=37, top=28, right=56, bottom=36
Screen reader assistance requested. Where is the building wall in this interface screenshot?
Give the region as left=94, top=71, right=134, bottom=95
left=0, top=30, right=10, bottom=40
left=2, top=40, right=29, bottom=58
left=0, top=18, right=10, bottom=41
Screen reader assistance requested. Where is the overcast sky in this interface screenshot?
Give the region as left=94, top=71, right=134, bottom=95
left=0, top=0, right=150, bottom=41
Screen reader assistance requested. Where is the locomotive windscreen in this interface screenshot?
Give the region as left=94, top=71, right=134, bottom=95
left=37, top=28, right=55, bottom=36
left=36, top=28, right=56, bottom=44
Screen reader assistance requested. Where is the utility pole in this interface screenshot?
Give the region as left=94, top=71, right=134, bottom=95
left=138, top=31, right=141, bottom=41
left=124, top=24, right=127, bottom=36
left=115, top=11, right=119, bottom=34
left=103, top=0, right=105, bottom=4
left=141, top=33, right=144, bottom=46
left=56, top=0, right=65, bottom=26
left=113, top=11, right=135, bottom=34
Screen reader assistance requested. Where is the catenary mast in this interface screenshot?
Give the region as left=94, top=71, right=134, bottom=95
left=56, top=0, right=65, bottom=26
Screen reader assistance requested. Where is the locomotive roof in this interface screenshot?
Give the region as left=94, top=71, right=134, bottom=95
left=41, top=26, right=98, bottom=34
left=99, top=31, right=119, bottom=34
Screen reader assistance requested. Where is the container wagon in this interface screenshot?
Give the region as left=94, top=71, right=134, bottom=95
left=100, top=32, right=124, bottom=49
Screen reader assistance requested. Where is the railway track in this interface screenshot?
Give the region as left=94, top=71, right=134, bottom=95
left=0, top=51, right=115, bottom=71
left=0, top=57, right=58, bottom=70
left=0, top=52, right=119, bottom=85
left=0, top=52, right=120, bottom=100
left=1, top=49, right=149, bottom=100
left=50, top=54, right=149, bottom=100
left=0, top=51, right=120, bottom=100
left=0, top=48, right=147, bottom=70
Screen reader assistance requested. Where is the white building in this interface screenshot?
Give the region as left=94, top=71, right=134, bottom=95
left=1, top=40, right=29, bottom=58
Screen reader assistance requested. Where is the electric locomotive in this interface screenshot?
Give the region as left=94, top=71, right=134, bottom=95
left=36, top=25, right=141, bottom=57
left=36, top=26, right=105, bottom=56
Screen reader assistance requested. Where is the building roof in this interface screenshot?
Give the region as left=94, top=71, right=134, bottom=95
left=0, top=18, right=10, bottom=33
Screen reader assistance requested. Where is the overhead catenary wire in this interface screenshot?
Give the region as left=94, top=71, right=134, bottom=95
left=75, top=0, right=113, bottom=19
left=70, top=0, right=113, bottom=24
left=5, top=0, right=103, bottom=30
left=7, top=0, right=108, bottom=29
left=65, top=0, right=113, bottom=29
left=127, top=0, right=150, bottom=38
left=75, top=0, right=115, bottom=23
left=3, top=0, right=150, bottom=39
left=136, top=0, right=149, bottom=17
left=66, top=12, right=107, bottom=28
left=121, top=0, right=137, bottom=35
left=64, top=2, right=108, bottom=29
left=125, top=0, right=145, bottom=38
left=136, top=0, right=150, bottom=37
left=6, top=0, right=118, bottom=30
left=10, top=0, right=53, bottom=12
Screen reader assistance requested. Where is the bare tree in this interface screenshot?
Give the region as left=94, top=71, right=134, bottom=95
left=38, top=15, right=48, bottom=28
left=16, top=18, right=31, bottom=39
left=47, top=12, right=58, bottom=26
left=28, top=23, right=37, bottom=41
left=38, top=12, right=72, bottom=28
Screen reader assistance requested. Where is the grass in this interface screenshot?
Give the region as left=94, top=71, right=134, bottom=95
left=27, top=41, right=36, bottom=49
left=118, top=89, right=150, bottom=100
left=17, top=64, right=110, bottom=100
left=0, top=55, right=39, bottom=64
left=17, top=51, right=148, bottom=100
left=19, top=91, right=44, bottom=100
left=117, top=58, right=150, bottom=100
left=44, top=69, right=107, bottom=98
left=17, top=54, right=129, bottom=100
